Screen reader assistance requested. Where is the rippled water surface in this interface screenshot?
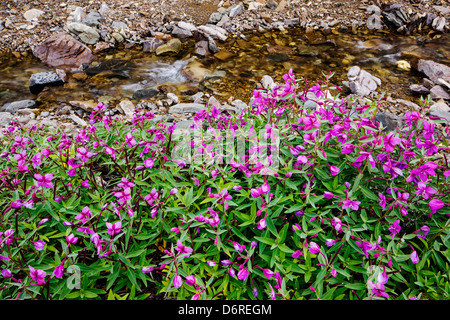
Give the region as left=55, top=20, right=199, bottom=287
left=0, top=28, right=449, bottom=109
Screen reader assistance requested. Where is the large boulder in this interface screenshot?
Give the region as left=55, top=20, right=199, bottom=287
left=417, top=60, right=450, bottom=83
left=33, top=32, right=96, bottom=70
left=29, top=72, right=64, bottom=94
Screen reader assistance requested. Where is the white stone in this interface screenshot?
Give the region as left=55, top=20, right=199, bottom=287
left=23, top=9, right=45, bottom=21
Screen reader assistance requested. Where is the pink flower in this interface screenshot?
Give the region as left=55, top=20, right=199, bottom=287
left=34, top=173, right=54, bottom=189
left=415, top=182, right=437, bottom=200
left=388, top=220, right=401, bottom=239
left=342, top=199, right=361, bottom=211
left=29, top=266, right=46, bottom=285
left=106, top=221, right=122, bottom=236
left=33, top=240, right=45, bottom=251
left=75, top=206, right=92, bottom=224
left=117, top=177, right=135, bottom=189
left=237, top=268, right=249, bottom=281
left=53, top=264, right=64, bottom=278
left=329, top=165, right=340, bottom=176
left=410, top=251, right=419, bottom=264
left=175, top=240, right=193, bottom=257
left=185, top=275, right=196, bottom=286
left=383, top=132, right=401, bottom=153
left=326, top=239, right=336, bottom=247
left=142, top=266, right=154, bottom=273
left=125, top=132, right=137, bottom=147
left=144, top=158, right=154, bottom=168
left=2, top=269, right=12, bottom=278
left=368, top=280, right=389, bottom=298
left=429, top=199, right=445, bottom=213
left=257, top=218, right=267, bottom=230
left=66, top=234, right=78, bottom=244
left=173, top=275, right=183, bottom=288
left=170, top=188, right=178, bottom=195
left=324, top=191, right=334, bottom=199
left=308, top=241, right=320, bottom=254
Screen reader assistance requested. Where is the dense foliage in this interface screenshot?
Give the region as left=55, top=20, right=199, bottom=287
left=0, top=70, right=449, bottom=300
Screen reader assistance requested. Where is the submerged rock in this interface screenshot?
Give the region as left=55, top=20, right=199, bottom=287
left=142, top=38, right=164, bottom=53
left=29, top=72, right=64, bottom=95
left=132, top=88, right=160, bottom=101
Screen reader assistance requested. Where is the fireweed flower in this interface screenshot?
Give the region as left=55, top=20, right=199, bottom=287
left=33, top=240, right=45, bottom=251
left=324, top=191, right=334, bottom=199
left=75, top=206, right=92, bottom=224
left=326, top=239, right=336, bottom=247
left=410, top=251, right=419, bottom=264
left=66, top=234, right=78, bottom=244
left=117, top=177, right=135, bottom=189
left=429, top=199, right=445, bottom=214
left=144, top=188, right=159, bottom=205
left=34, top=173, right=54, bottom=189
left=106, top=221, right=122, bottom=236
left=142, top=266, right=154, bottom=273
left=185, top=275, right=196, bottom=286
left=379, top=192, right=387, bottom=210
left=144, top=158, right=154, bottom=168
left=1, top=269, right=12, bottom=278
left=175, top=240, right=193, bottom=257
left=29, top=266, right=46, bottom=285
left=388, top=220, right=401, bottom=239
left=173, top=275, right=183, bottom=288
left=125, top=132, right=137, bottom=147
left=114, top=188, right=132, bottom=203
left=329, top=165, right=340, bottom=176
left=414, top=182, right=437, bottom=200
left=342, top=199, right=361, bottom=211
left=368, top=280, right=389, bottom=299
left=383, top=132, right=401, bottom=153
left=53, top=264, right=64, bottom=278
left=292, top=250, right=302, bottom=259
left=237, top=268, right=249, bottom=281
left=417, top=226, right=430, bottom=239
left=309, top=242, right=321, bottom=254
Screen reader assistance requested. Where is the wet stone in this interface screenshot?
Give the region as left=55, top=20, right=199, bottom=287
left=29, top=72, right=64, bottom=95
left=133, top=88, right=160, bottom=101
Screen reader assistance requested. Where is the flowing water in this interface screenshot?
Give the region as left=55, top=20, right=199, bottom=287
left=0, top=28, right=449, bottom=111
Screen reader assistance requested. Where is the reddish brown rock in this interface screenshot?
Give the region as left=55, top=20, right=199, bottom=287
left=32, top=32, right=96, bottom=70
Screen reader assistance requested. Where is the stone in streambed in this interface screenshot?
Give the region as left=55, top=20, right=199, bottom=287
left=29, top=72, right=64, bottom=95
left=67, top=22, right=100, bottom=45
left=155, top=38, right=182, bottom=56
left=33, top=32, right=96, bottom=69
left=132, top=88, right=160, bottom=101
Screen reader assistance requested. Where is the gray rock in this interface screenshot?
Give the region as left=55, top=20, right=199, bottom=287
left=367, top=5, right=381, bottom=16
left=430, top=85, right=450, bottom=100
left=231, top=100, right=248, bottom=113
left=172, top=26, right=192, bottom=38
left=1, top=100, right=36, bottom=114
left=261, top=75, right=275, bottom=90
left=69, top=7, right=84, bottom=23
left=83, top=12, right=104, bottom=27
left=155, top=38, right=182, bottom=56
left=229, top=4, right=243, bottom=19
left=69, top=114, right=87, bottom=126
left=347, top=66, right=381, bottom=97
left=29, top=72, right=64, bottom=94
left=23, top=9, right=45, bottom=21
left=209, top=12, right=223, bottom=24
left=99, top=2, right=113, bottom=16
left=142, top=38, right=164, bottom=53
left=432, top=17, right=446, bottom=32
left=375, top=112, right=403, bottom=132
left=118, top=100, right=135, bottom=117
left=410, top=84, right=430, bottom=95
left=266, top=0, right=278, bottom=10
left=428, top=101, right=450, bottom=121
left=417, top=59, right=450, bottom=83
left=178, top=21, right=197, bottom=32
left=112, top=21, right=128, bottom=29
left=396, top=99, right=420, bottom=110
left=67, top=22, right=100, bottom=45
left=167, top=93, right=180, bottom=104
left=367, top=14, right=383, bottom=30
left=0, top=112, right=13, bottom=127
left=169, top=103, right=205, bottom=114
left=133, top=88, right=160, bottom=101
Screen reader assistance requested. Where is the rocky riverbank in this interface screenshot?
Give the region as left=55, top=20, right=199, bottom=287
left=0, top=0, right=448, bottom=55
